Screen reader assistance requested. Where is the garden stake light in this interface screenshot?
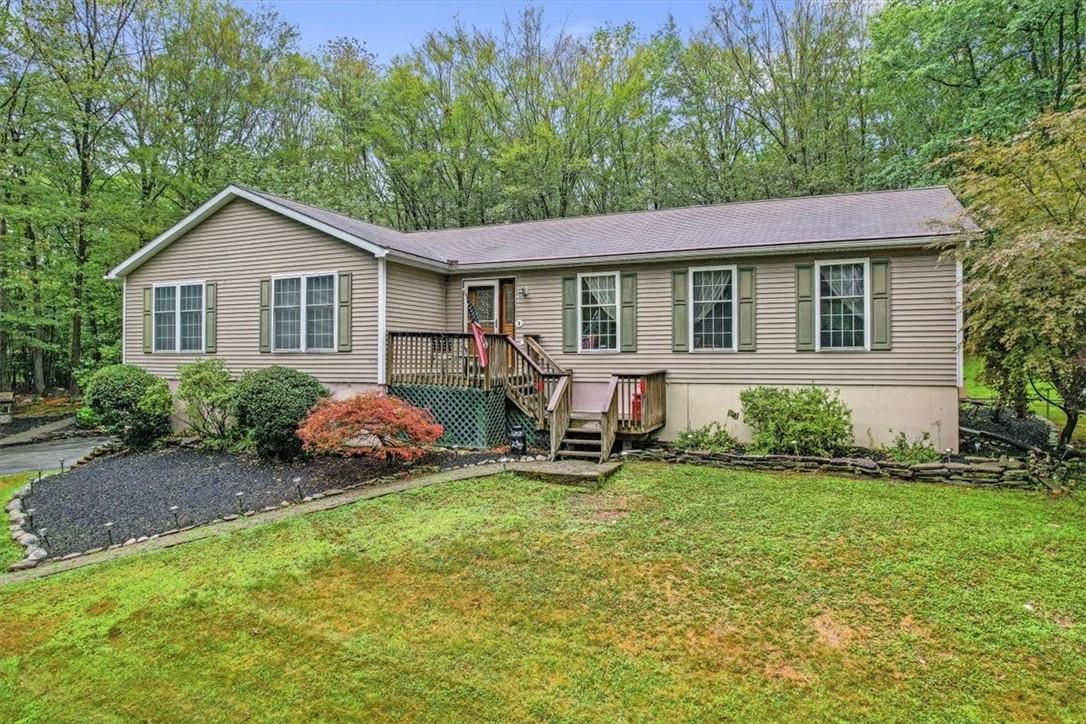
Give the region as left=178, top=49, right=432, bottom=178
left=26, top=508, right=34, bottom=529
left=38, top=527, right=49, bottom=549
left=236, top=492, right=244, bottom=514
left=104, top=522, right=114, bottom=546
left=58, top=458, right=65, bottom=473
left=170, top=505, right=180, bottom=528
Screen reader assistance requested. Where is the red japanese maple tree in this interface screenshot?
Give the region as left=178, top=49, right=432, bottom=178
left=297, top=393, right=443, bottom=461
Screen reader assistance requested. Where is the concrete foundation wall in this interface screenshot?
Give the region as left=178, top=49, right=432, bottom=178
left=662, top=383, right=959, bottom=452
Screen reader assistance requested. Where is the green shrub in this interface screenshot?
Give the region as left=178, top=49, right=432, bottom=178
left=234, top=366, right=327, bottom=458
left=882, top=431, right=941, bottom=464
left=177, top=359, right=235, bottom=441
left=74, top=406, right=99, bottom=429
left=739, top=386, right=853, bottom=456
left=673, top=421, right=738, bottom=453
left=85, top=364, right=172, bottom=446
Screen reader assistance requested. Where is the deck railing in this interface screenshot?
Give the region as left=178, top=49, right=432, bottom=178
left=599, top=376, right=619, bottom=463
left=547, top=374, right=572, bottom=460
left=612, top=370, right=667, bottom=434
left=387, top=331, right=562, bottom=426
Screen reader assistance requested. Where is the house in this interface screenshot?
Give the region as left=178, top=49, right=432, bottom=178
left=107, top=185, right=974, bottom=458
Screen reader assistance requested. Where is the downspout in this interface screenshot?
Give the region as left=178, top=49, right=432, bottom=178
left=955, top=258, right=964, bottom=390
left=121, top=276, right=127, bottom=364
left=377, top=256, right=387, bottom=386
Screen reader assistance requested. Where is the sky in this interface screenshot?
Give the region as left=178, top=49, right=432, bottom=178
left=248, top=1, right=716, bottom=60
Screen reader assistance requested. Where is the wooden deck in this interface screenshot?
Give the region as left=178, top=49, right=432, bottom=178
left=387, top=331, right=666, bottom=461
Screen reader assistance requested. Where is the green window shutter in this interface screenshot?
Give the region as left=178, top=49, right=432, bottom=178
left=620, top=272, right=637, bottom=352
left=142, top=287, right=152, bottom=354
left=561, top=276, right=577, bottom=353
left=204, top=282, right=217, bottom=353
left=337, top=272, right=353, bottom=352
left=259, top=278, right=271, bottom=353
left=795, top=264, right=815, bottom=351
left=671, top=270, right=688, bottom=352
left=737, top=266, right=756, bottom=351
left=870, top=260, right=891, bottom=351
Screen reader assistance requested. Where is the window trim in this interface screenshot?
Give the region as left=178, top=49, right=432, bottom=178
left=688, top=264, right=738, bottom=353
left=151, top=280, right=205, bottom=354
left=814, top=258, right=871, bottom=352
left=576, top=271, right=621, bottom=354
left=270, top=271, right=339, bottom=353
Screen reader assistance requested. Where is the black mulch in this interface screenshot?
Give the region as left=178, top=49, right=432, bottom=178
left=19, top=447, right=507, bottom=558
left=960, top=403, right=1054, bottom=450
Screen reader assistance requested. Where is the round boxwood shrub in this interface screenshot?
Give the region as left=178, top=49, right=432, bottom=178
left=234, top=366, right=328, bottom=458
left=85, top=364, right=173, bottom=446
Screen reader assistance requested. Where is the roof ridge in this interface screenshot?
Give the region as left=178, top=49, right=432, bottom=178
left=407, top=186, right=956, bottom=236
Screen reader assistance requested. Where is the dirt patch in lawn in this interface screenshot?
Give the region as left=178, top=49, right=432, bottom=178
left=570, top=492, right=636, bottom=522
left=812, top=610, right=854, bottom=649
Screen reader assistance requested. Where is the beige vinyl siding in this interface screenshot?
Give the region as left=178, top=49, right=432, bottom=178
left=447, top=248, right=957, bottom=386
left=386, top=261, right=447, bottom=332
left=124, top=198, right=379, bottom=383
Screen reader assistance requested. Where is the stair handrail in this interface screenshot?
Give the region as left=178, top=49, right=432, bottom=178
left=546, top=374, right=572, bottom=461
left=523, top=335, right=568, bottom=375
left=598, top=375, right=620, bottom=463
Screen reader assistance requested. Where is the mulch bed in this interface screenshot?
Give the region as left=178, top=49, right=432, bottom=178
left=18, top=446, right=507, bottom=558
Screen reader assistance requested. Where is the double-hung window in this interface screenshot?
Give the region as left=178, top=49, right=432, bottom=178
left=578, top=273, right=619, bottom=352
left=153, top=282, right=204, bottom=352
left=689, top=266, right=737, bottom=351
left=272, top=273, right=336, bottom=352
left=816, top=260, right=869, bottom=350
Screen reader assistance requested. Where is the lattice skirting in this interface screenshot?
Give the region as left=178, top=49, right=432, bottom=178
left=389, top=385, right=547, bottom=450
left=389, top=385, right=504, bottom=449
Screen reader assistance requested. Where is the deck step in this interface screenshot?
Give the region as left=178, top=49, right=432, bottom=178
left=570, top=411, right=601, bottom=421
left=554, top=449, right=604, bottom=461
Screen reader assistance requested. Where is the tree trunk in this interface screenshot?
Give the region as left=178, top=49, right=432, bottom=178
left=1059, top=410, right=1079, bottom=450
left=26, top=223, right=45, bottom=395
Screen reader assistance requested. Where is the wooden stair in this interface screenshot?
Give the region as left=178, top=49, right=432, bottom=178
left=553, top=411, right=609, bottom=462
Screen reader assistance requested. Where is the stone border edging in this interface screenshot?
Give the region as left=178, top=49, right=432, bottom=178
left=620, top=448, right=1041, bottom=489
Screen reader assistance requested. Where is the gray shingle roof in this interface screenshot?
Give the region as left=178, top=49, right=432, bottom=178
left=246, top=186, right=974, bottom=267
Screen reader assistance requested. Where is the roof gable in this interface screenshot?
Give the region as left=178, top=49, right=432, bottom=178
left=106, top=186, right=393, bottom=280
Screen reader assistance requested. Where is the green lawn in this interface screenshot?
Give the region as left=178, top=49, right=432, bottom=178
left=0, top=473, right=35, bottom=570
left=0, top=463, right=1084, bottom=721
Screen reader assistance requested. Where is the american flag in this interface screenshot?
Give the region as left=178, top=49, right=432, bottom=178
left=467, top=299, right=489, bottom=368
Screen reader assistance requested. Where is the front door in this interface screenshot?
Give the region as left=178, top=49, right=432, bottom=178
left=465, top=280, right=515, bottom=336
left=465, top=282, right=498, bottom=333
left=466, top=280, right=516, bottom=368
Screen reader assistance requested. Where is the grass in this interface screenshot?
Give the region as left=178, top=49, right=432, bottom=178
left=0, top=473, right=35, bottom=570
left=963, top=355, right=1082, bottom=443
left=0, top=462, right=1084, bottom=721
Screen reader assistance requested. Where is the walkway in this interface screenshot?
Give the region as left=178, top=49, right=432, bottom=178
left=0, top=436, right=113, bottom=475
left=0, top=417, right=76, bottom=447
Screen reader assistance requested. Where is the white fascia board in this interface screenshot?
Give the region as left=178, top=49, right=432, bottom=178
left=106, top=186, right=388, bottom=280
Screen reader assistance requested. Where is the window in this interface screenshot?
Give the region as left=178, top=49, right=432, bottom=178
left=689, top=266, right=736, bottom=351
left=153, top=283, right=203, bottom=352
left=273, top=274, right=336, bottom=351
left=817, top=261, right=868, bottom=350
left=578, top=273, right=619, bottom=352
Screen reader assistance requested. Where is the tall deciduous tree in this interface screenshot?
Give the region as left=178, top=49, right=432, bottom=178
left=953, top=104, right=1086, bottom=448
